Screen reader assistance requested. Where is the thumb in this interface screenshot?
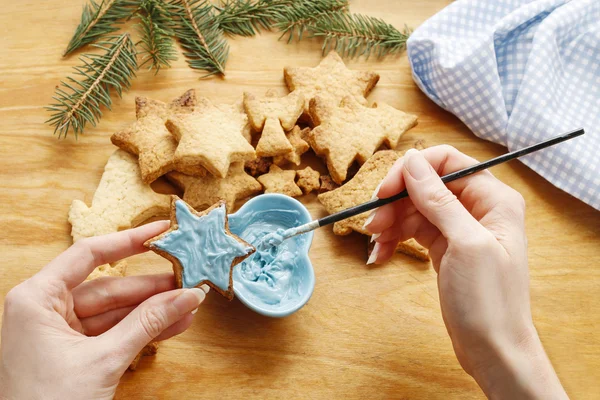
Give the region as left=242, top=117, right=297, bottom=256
left=100, top=287, right=207, bottom=364
left=402, top=149, right=485, bottom=242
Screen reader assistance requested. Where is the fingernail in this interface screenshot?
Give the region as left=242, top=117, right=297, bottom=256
left=371, top=181, right=383, bottom=200
left=363, top=209, right=377, bottom=229
left=370, top=233, right=381, bottom=242
left=173, top=288, right=205, bottom=315
left=367, top=243, right=380, bottom=265
left=191, top=307, right=199, bottom=315
left=200, top=284, right=210, bottom=294
left=404, top=149, right=432, bottom=181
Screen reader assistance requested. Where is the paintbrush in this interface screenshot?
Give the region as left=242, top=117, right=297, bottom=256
left=259, top=128, right=584, bottom=249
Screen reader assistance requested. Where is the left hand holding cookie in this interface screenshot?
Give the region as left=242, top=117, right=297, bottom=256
left=0, top=221, right=208, bottom=399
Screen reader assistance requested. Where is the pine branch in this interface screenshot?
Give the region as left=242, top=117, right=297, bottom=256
left=64, top=0, right=137, bottom=56
left=214, top=0, right=293, bottom=37
left=311, top=12, right=411, bottom=59
left=274, top=0, right=349, bottom=43
left=136, top=0, right=178, bottom=73
left=47, top=34, right=138, bottom=138
left=170, top=0, right=229, bottom=77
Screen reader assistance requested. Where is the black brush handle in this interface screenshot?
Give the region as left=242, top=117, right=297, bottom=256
left=318, top=128, right=584, bottom=228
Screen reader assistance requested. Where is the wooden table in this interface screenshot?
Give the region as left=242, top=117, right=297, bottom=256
left=1, top=1, right=599, bottom=398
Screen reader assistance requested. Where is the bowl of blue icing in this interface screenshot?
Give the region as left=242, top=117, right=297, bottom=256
left=228, top=193, right=315, bottom=318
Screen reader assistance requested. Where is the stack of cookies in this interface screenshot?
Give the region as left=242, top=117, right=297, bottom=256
left=67, top=50, right=428, bottom=369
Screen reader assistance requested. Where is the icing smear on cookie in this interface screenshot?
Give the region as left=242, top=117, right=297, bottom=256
left=152, top=201, right=253, bottom=291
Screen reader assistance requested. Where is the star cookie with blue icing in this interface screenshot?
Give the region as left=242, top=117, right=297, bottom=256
left=145, top=196, right=255, bottom=299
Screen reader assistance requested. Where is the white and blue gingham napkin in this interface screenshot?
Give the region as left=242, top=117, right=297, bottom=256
left=407, top=0, right=600, bottom=210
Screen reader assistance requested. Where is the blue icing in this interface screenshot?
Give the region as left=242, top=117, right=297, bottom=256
left=231, top=210, right=306, bottom=308
left=153, top=201, right=253, bottom=291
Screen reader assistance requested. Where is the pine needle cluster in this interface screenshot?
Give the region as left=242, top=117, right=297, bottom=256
left=169, top=0, right=229, bottom=77
left=136, top=0, right=178, bottom=73
left=49, top=0, right=410, bottom=138
left=47, top=34, right=137, bottom=138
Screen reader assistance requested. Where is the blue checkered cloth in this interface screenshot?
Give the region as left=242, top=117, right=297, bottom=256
left=408, top=0, right=600, bottom=210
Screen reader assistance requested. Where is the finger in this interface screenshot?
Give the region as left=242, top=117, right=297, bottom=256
left=366, top=198, right=415, bottom=235
left=363, top=202, right=397, bottom=234
left=40, top=221, right=170, bottom=289
left=375, top=156, right=406, bottom=200
left=376, top=211, right=442, bottom=251
left=73, top=273, right=176, bottom=318
left=367, top=240, right=398, bottom=265
left=100, top=286, right=209, bottom=360
left=153, top=313, right=194, bottom=342
left=81, top=305, right=136, bottom=336
left=402, top=149, right=486, bottom=242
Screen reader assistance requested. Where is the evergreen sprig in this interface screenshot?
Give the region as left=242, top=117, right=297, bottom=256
left=137, top=0, right=178, bottom=73
left=64, top=0, right=137, bottom=56
left=311, top=12, right=411, bottom=59
left=170, top=0, right=229, bottom=77
left=47, top=34, right=138, bottom=138
left=274, top=0, right=349, bottom=43
left=214, top=0, right=293, bottom=37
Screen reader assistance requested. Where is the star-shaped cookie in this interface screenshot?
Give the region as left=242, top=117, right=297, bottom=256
left=111, top=90, right=206, bottom=184
left=166, top=97, right=256, bottom=178
left=296, top=166, right=320, bottom=194
left=166, top=162, right=262, bottom=211
left=273, top=126, right=310, bottom=166
left=284, top=50, right=380, bottom=114
left=257, top=165, right=302, bottom=197
left=318, top=149, right=428, bottom=260
left=68, top=150, right=171, bottom=242
left=243, top=91, right=304, bottom=157
left=309, top=96, right=418, bottom=184
left=145, top=197, right=255, bottom=299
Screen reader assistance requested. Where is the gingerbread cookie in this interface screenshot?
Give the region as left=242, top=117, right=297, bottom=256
left=257, top=165, right=302, bottom=197
left=167, top=163, right=262, bottom=211
left=129, top=342, right=159, bottom=371
left=273, top=126, right=310, bottom=166
left=85, top=260, right=128, bottom=281
left=69, top=150, right=171, bottom=242
left=166, top=97, right=256, bottom=178
left=284, top=50, right=380, bottom=114
left=296, top=166, right=320, bottom=194
left=317, top=150, right=427, bottom=261
left=319, top=175, right=340, bottom=193
left=145, top=197, right=255, bottom=299
left=367, top=238, right=429, bottom=262
left=309, top=96, right=418, bottom=184
left=243, top=91, right=304, bottom=157
left=111, top=90, right=206, bottom=184
left=244, top=157, right=272, bottom=177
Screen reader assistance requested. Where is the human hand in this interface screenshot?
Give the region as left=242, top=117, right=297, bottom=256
left=0, top=221, right=208, bottom=400
left=365, top=146, right=568, bottom=399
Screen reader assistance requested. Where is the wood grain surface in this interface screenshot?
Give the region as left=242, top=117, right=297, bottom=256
left=1, top=1, right=599, bottom=399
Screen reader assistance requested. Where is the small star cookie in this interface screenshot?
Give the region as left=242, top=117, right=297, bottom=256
left=309, top=96, right=418, bottom=184
left=166, top=163, right=262, bottom=211
left=317, top=150, right=428, bottom=261
left=296, top=166, right=320, bottom=194
left=111, top=90, right=206, bottom=184
left=273, top=126, right=310, bottom=166
left=166, top=97, right=256, bottom=178
left=257, top=165, right=302, bottom=197
left=319, top=175, right=340, bottom=193
left=68, top=150, right=171, bottom=242
left=284, top=50, right=380, bottom=114
left=244, top=157, right=272, bottom=177
left=243, top=91, right=304, bottom=157
left=145, top=197, right=255, bottom=299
